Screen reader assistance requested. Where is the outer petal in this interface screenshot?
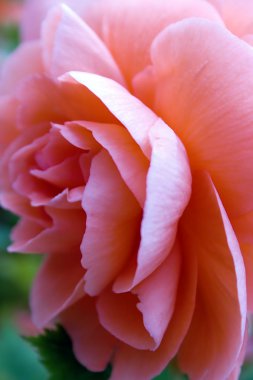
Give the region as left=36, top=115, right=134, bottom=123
left=178, top=172, right=246, bottom=380
left=41, top=4, right=124, bottom=83
left=0, top=41, right=43, bottom=95
left=31, top=251, right=84, bottom=327
left=88, top=0, right=222, bottom=84
left=81, top=149, right=141, bottom=296
left=60, top=297, right=116, bottom=372
left=151, top=18, right=253, bottom=217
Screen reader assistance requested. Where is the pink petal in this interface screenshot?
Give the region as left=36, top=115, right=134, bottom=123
left=132, top=66, right=156, bottom=110
left=34, top=125, right=79, bottom=169
left=242, top=246, right=253, bottom=311
left=59, top=122, right=100, bottom=152
left=178, top=172, right=246, bottom=380
left=42, top=4, right=124, bottom=83
left=31, top=251, right=84, bottom=327
left=133, top=242, right=181, bottom=348
left=97, top=290, right=155, bottom=350
left=21, top=0, right=95, bottom=41
left=73, top=121, right=149, bottom=207
left=61, top=72, right=192, bottom=289
left=29, top=85, right=110, bottom=132
left=81, top=149, right=141, bottom=296
left=115, top=121, right=191, bottom=290
left=46, top=188, right=84, bottom=209
left=12, top=171, right=57, bottom=207
left=16, top=75, right=66, bottom=128
left=60, top=297, right=116, bottom=372
left=226, top=325, right=248, bottom=380
left=6, top=127, right=84, bottom=205
left=0, top=41, right=43, bottom=95
left=208, top=0, right=253, bottom=36
left=151, top=18, right=253, bottom=217
left=98, top=242, right=181, bottom=351
left=9, top=207, right=85, bottom=253
left=31, top=154, right=83, bottom=189
left=233, top=212, right=253, bottom=312
left=0, top=96, right=19, bottom=150
left=60, top=71, right=160, bottom=157
left=0, top=192, right=49, bottom=225
left=87, top=0, right=222, bottom=84
left=109, top=238, right=198, bottom=380
left=243, top=34, right=253, bottom=46
left=0, top=124, right=49, bottom=222
left=16, top=74, right=114, bottom=129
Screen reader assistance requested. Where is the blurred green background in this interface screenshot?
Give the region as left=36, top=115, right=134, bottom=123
left=0, top=206, right=47, bottom=380
left=1, top=1, right=253, bottom=379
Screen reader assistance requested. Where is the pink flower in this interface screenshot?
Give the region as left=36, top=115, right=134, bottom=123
left=1, top=0, right=253, bottom=378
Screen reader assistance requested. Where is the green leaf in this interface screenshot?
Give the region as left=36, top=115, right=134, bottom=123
left=25, top=324, right=190, bottom=380
left=0, top=321, right=47, bottom=380
left=0, top=23, right=20, bottom=53
left=153, top=362, right=188, bottom=380
left=25, top=325, right=111, bottom=380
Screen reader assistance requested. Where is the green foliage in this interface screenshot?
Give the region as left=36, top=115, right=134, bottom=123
left=240, top=363, right=253, bottom=380
left=0, top=321, right=47, bottom=380
left=0, top=23, right=20, bottom=53
left=26, top=324, right=188, bottom=380
left=154, top=364, right=187, bottom=380
left=26, top=325, right=112, bottom=380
